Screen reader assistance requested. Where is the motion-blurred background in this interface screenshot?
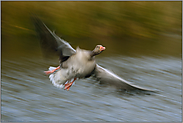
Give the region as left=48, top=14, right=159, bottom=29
left=1, top=1, right=182, bottom=122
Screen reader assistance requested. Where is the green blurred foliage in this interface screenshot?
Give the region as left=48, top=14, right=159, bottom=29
left=2, top=1, right=181, bottom=38
left=1, top=1, right=182, bottom=58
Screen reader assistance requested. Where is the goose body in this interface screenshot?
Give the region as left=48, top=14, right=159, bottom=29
left=62, top=47, right=96, bottom=78
left=49, top=47, right=97, bottom=88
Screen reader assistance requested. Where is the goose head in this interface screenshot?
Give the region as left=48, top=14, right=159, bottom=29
left=91, top=45, right=106, bottom=57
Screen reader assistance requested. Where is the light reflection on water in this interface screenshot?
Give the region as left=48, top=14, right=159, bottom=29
left=1, top=56, right=181, bottom=122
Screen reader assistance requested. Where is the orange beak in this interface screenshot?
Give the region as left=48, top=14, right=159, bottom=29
left=100, top=46, right=106, bottom=51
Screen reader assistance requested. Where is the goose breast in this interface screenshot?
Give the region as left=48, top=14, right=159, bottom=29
left=64, top=47, right=96, bottom=78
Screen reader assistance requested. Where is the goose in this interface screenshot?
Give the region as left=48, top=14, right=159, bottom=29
left=46, top=44, right=105, bottom=90
left=33, top=17, right=153, bottom=92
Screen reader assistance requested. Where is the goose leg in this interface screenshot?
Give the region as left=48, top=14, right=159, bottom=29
left=44, top=66, right=60, bottom=75
left=64, top=78, right=77, bottom=91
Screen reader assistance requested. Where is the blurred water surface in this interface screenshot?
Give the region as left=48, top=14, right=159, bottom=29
left=1, top=55, right=181, bottom=122
left=1, top=1, right=182, bottom=122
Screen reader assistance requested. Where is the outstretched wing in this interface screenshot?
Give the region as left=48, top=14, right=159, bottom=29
left=94, top=64, right=153, bottom=92
left=32, top=16, right=76, bottom=63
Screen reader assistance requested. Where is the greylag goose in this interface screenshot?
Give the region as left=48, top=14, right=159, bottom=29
left=47, top=45, right=105, bottom=90
left=33, top=17, right=153, bottom=92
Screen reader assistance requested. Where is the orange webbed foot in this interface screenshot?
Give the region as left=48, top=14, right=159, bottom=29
left=64, top=82, right=73, bottom=91
left=64, top=78, right=77, bottom=91
left=44, top=66, right=60, bottom=75
left=44, top=70, right=54, bottom=75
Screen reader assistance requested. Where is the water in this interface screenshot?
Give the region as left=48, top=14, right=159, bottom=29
left=1, top=55, right=181, bottom=122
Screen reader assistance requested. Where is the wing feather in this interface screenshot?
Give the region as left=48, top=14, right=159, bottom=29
left=32, top=16, right=76, bottom=63
left=94, top=64, right=153, bottom=92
